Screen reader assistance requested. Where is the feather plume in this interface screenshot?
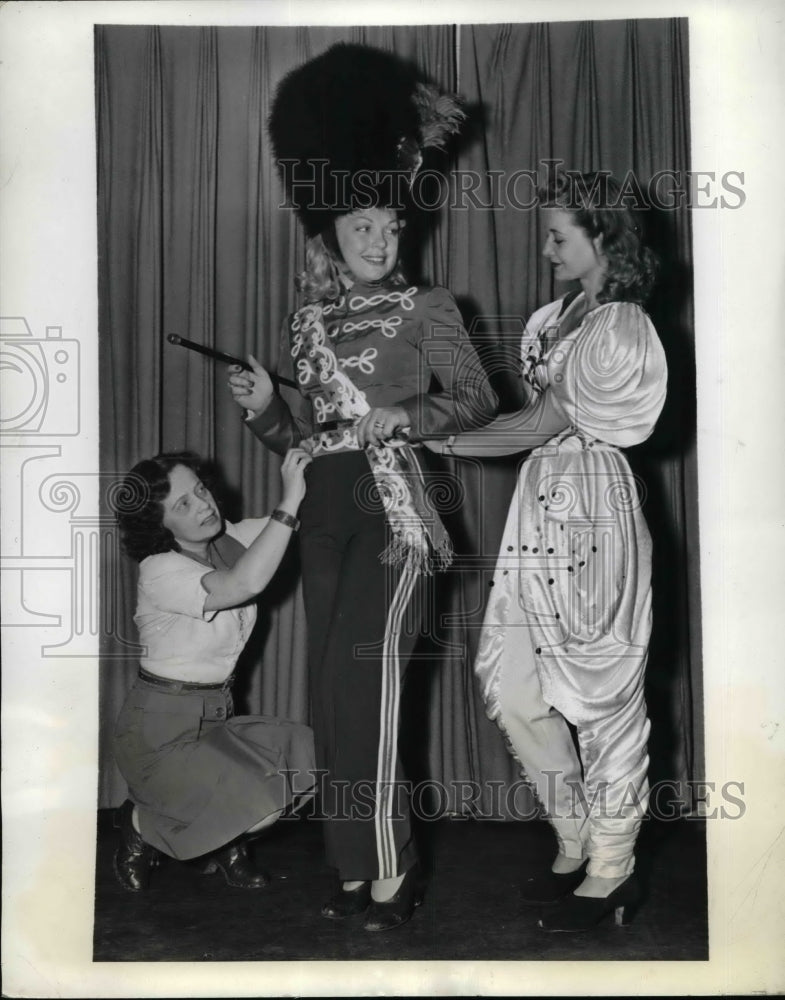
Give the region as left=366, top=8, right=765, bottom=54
left=412, top=83, right=466, bottom=150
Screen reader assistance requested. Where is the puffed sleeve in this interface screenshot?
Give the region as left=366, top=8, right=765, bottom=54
left=138, top=553, right=218, bottom=621
left=546, top=301, right=667, bottom=447
left=398, top=286, right=498, bottom=439
left=245, top=316, right=311, bottom=455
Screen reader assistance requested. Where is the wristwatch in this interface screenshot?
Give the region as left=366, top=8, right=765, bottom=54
left=270, top=508, right=300, bottom=531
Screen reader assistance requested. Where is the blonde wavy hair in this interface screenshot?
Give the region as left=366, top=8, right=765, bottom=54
left=295, top=223, right=408, bottom=304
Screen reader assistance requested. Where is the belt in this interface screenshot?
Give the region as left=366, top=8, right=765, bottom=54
left=314, top=417, right=411, bottom=439
left=137, top=668, right=234, bottom=692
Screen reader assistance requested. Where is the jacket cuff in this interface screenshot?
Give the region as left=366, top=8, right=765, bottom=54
left=243, top=396, right=295, bottom=455
left=244, top=395, right=285, bottom=429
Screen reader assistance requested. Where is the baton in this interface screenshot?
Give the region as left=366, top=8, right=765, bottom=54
left=168, top=335, right=408, bottom=439
left=166, top=335, right=298, bottom=390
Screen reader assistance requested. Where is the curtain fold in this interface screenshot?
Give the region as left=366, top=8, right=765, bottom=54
left=97, top=19, right=699, bottom=812
left=97, top=23, right=460, bottom=805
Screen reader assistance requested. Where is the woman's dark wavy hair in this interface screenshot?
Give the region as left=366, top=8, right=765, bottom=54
left=115, top=452, right=217, bottom=563
left=540, top=172, right=659, bottom=305
left=296, top=214, right=408, bottom=304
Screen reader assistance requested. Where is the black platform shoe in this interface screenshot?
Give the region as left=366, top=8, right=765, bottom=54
left=321, top=880, right=372, bottom=920
left=537, top=873, right=641, bottom=932
left=113, top=799, right=159, bottom=892
left=363, top=866, right=424, bottom=933
left=520, top=858, right=589, bottom=905
left=201, top=840, right=271, bottom=889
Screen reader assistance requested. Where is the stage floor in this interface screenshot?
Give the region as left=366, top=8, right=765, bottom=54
left=93, top=809, right=708, bottom=963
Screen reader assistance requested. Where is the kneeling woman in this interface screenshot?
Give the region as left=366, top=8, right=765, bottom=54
left=113, top=448, right=316, bottom=891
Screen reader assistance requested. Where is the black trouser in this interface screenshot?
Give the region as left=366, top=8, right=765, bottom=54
left=299, top=450, right=425, bottom=881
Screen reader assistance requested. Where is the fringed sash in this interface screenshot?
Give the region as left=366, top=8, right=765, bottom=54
left=292, top=300, right=453, bottom=573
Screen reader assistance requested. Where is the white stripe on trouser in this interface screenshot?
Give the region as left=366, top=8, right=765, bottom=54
left=494, top=625, right=648, bottom=878
left=374, top=555, right=419, bottom=878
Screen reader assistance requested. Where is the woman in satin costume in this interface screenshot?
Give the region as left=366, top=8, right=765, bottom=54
left=429, top=173, right=667, bottom=931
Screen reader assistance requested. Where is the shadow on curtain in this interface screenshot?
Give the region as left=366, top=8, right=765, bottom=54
left=96, top=18, right=699, bottom=817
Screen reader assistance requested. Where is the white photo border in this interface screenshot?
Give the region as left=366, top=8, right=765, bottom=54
left=1, top=0, right=783, bottom=996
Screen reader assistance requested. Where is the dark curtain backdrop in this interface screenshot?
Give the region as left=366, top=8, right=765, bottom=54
left=97, top=19, right=700, bottom=814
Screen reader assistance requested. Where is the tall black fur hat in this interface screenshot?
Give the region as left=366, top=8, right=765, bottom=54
left=268, top=43, right=464, bottom=236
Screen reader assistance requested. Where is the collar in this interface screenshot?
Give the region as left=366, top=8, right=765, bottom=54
left=176, top=530, right=246, bottom=571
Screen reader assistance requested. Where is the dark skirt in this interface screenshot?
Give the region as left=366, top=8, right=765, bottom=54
left=113, top=676, right=316, bottom=860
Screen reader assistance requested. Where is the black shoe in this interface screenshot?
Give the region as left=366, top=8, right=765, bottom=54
left=520, top=858, right=588, bottom=905
left=113, top=800, right=159, bottom=892
left=537, top=873, right=641, bottom=932
left=363, top=867, right=424, bottom=933
left=202, top=840, right=271, bottom=889
left=321, top=880, right=372, bottom=920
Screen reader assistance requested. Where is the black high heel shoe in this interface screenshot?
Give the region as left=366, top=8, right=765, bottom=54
left=321, top=880, right=372, bottom=920
left=113, top=799, right=159, bottom=891
left=520, top=858, right=589, bottom=905
left=363, top=866, right=424, bottom=933
left=201, top=839, right=271, bottom=889
left=537, top=873, right=641, bottom=932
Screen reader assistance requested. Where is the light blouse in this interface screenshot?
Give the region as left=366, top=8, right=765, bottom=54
left=134, top=518, right=268, bottom=684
